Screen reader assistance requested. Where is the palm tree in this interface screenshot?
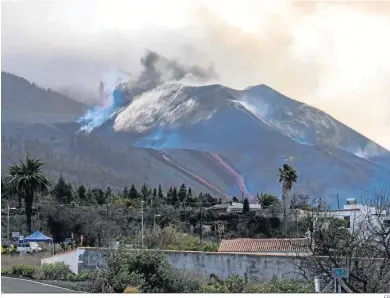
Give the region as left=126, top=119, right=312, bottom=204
left=6, top=157, right=51, bottom=233
left=278, top=164, right=298, bottom=212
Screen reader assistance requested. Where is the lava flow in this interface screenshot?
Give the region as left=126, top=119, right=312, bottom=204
left=161, top=153, right=227, bottom=198
left=208, top=152, right=252, bottom=199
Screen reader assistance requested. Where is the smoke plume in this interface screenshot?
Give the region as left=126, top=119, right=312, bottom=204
left=77, top=50, right=216, bottom=132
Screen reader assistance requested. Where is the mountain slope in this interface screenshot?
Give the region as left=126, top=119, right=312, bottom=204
left=2, top=73, right=389, bottom=207
left=93, top=82, right=390, bottom=205
left=1, top=72, right=87, bottom=123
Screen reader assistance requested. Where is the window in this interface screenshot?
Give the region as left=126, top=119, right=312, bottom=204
left=344, top=216, right=351, bottom=228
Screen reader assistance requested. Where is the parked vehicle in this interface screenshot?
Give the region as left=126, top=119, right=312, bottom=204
left=16, top=242, right=42, bottom=254
left=29, top=242, right=42, bottom=252
left=17, top=243, right=33, bottom=254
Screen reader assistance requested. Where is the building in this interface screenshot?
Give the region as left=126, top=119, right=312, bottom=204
left=227, top=202, right=262, bottom=213
left=218, top=238, right=311, bottom=256
left=318, top=198, right=390, bottom=234
left=207, top=202, right=262, bottom=214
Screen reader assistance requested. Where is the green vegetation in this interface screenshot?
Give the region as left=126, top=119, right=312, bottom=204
left=4, top=156, right=52, bottom=233
left=279, top=163, right=298, bottom=210
left=2, top=158, right=305, bottom=248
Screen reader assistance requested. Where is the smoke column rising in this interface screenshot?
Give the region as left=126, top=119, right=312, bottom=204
left=77, top=50, right=217, bottom=133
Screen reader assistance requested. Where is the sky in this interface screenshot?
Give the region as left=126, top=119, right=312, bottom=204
left=1, top=0, right=390, bottom=150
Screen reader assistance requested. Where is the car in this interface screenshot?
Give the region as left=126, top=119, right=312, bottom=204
left=29, top=242, right=43, bottom=253
left=17, top=243, right=33, bottom=254
left=16, top=242, right=42, bottom=254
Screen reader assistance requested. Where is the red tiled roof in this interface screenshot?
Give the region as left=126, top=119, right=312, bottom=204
left=218, top=238, right=310, bottom=253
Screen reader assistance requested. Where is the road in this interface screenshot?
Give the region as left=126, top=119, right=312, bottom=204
left=1, top=276, right=79, bottom=293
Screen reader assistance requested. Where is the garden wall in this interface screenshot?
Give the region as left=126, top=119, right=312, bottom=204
left=41, top=248, right=304, bottom=281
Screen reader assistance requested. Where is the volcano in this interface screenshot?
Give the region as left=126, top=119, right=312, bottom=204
left=87, top=81, right=390, bottom=206
left=2, top=71, right=389, bottom=208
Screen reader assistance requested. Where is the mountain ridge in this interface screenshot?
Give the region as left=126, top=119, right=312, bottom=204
left=2, top=72, right=389, bottom=207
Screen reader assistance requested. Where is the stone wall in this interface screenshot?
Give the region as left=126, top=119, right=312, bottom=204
left=41, top=248, right=304, bottom=281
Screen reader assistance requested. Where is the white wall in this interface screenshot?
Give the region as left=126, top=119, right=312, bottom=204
left=41, top=249, right=80, bottom=273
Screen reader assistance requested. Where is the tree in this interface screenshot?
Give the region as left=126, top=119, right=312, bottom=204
left=122, top=186, right=129, bottom=198
left=6, top=157, right=51, bottom=233
left=178, top=184, right=187, bottom=202
left=140, top=183, right=150, bottom=204
left=243, top=198, right=250, bottom=214
left=232, top=197, right=239, bottom=203
left=256, top=192, right=280, bottom=209
left=52, top=175, right=73, bottom=204
left=158, top=185, right=164, bottom=200
left=290, top=193, right=311, bottom=210
left=295, top=191, right=390, bottom=293
left=278, top=164, right=298, bottom=212
left=167, top=187, right=173, bottom=205
left=93, top=188, right=106, bottom=205
left=172, top=187, right=178, bottom=206
left=77, top=184, right=86, bottom=202
left=129, top=184, right=138, bottom=200
left=105, top=187, right=113, bottom=203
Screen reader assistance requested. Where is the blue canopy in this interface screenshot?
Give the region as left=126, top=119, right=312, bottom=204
left=23, top=231, right=53, bottom=243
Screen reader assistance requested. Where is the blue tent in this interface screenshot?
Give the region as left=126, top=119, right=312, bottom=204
left=23, top=231, right=53, bottom=243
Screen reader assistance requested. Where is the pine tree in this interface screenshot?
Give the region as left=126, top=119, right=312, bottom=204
left=77, top=185, right=86, bottom=202
left=172, top=187, right=178, bottom=206
left=85, top=189, right=95, bottom=205
left=52, top=175, right=72, bottom=204
left=167, top=187, right=173, bottom=205
left=158, top=184, right=164, bottom=200
left=129, top=184, right=138, bottom=200
left=122, top=186, right=129, bottom=198
left=105, top=187, right=112, bottom=202
left=141, top=183, right=150, bottom=203
left=93, top=188, right=106, bottom=205
left=243, top=198, right=250, bottom=214
left=178, top=183, right=187, bottom=202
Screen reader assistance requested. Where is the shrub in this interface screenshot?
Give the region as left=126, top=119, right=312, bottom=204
left=3, top=264, right=39, bottom=279
left=1, top=267, right=12, bottom=275
left=40, top=262, right=73, bottom=280
left=244, top=279, right=314, bottom=293
left=201, top=273, right=245, bottom=293
left=200, top=274, right=314, bottom=293
left=201, top=241, right=219, bottom=252
left=97, top=248, right=200, bottom=293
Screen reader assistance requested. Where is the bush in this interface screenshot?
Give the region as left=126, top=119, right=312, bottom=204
left=201, top=273, right=245, bottom=293
left=200, top=274, right=314, bottom=293
left=201, top=242, right=219, bottom=252
left=244, top=279, right=314, bottom=293
left=97, top=248, right=200, bottom=293
left=3, top=264, right=39, bottom=279
left=40, top=262, right=73, bottom=280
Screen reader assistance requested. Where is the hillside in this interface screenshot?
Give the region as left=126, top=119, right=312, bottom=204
left=2, top=73, right=389, bottom=207
left=1, top=72, right=87, bottom=123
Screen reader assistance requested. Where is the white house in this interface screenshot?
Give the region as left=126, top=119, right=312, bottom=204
left=318, top=198, right=390, bottom=234
left=227, top=202, right=262, bottom=213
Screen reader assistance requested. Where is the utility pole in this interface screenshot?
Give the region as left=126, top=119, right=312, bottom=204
left=7, top=205, right=10, bottom=242
left=141, top=200, right=144, bottom=248
left=337, top=193, right=340, bottom=209
left=199, top=197, right=203, bottom=247
left=7, top=205, right=17, bottom=242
